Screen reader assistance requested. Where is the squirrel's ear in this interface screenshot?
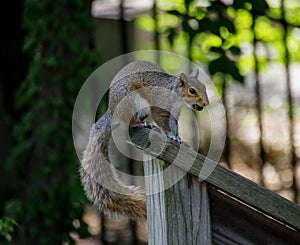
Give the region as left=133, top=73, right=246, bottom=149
left=190, top=69, right=199, bottom=78
left=179, top=73, right=188, bottom=87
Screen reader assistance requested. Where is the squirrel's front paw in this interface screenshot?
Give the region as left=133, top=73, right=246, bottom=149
left=165, top=132, right=182, bottom=143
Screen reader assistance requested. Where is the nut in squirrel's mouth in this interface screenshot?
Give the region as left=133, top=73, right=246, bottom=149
left=192, top=104, right=203, bottom=111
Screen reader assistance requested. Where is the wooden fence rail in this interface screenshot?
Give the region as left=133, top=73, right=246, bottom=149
left=129, top=127, right=300, bottom=244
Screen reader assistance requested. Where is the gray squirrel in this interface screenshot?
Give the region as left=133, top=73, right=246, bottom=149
left=80, top=60, right=209, bottom=219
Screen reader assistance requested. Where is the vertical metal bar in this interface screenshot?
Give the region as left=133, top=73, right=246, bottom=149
left=152, top=0, right=160, bottom=64
left=253, top=18, right=266, bottom=186
left=101, top=213, right=107, bottom=244
left=119, top=0, right=128, bottom=55
left=188, top=36, right=193, bottom=71
left=222, top=75, right=231, bottom=169
left=281, top=0, right=298, bottom=202
left=130, top=219, right=138, bottom=245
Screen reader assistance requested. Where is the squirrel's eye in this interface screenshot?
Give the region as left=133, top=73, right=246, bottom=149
left=189, top=88, right=196, bottom=95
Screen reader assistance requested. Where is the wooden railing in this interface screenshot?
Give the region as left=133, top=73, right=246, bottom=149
left=129, top=127, right=300, bottom=244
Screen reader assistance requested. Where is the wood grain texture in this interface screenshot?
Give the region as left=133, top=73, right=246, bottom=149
left=209, top=186, right=300, bottom=244
left=129, top=127, right=300, bottom=231
left=144, top=157, right=211, bottom=245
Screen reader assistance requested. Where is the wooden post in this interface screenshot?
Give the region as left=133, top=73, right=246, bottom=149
left=144, top=157, right=211, bottom=245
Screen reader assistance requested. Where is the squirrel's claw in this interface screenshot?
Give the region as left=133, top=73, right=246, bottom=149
left=143, top=122, right=155, bottom=129
left=165, top=132, right=182, bottom=143
left=166, top=133, right=190, bottom=147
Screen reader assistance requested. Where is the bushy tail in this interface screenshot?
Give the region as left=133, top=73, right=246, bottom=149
left=80, top=112, right=146, bottom=220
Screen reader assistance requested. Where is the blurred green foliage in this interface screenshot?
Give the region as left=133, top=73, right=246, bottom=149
left=3, top=0, right=100, bottom=244
left=0, top=217, right=17, bottom=242
left=136, top=0, right=300, bottom=91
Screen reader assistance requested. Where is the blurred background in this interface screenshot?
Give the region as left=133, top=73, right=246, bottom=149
left=0, top=0, right=299, bottom=244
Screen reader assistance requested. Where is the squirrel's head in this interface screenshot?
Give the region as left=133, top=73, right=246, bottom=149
left=178, top=69, right=209, bottom=111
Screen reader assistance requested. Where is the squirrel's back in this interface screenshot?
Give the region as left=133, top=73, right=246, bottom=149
left=113, top=60, right=165, bottom=80
left=111, top=60, right=168, bottom=85
left=109, top=60, right=174, bottom=112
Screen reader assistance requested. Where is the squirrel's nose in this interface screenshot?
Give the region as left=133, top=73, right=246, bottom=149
left=199, top=100, right=207, bottom=107
left=200, top=98, right=209, bottom=107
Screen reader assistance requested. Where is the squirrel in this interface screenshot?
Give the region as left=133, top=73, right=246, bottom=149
left=80, top=60, right=209, bottom=220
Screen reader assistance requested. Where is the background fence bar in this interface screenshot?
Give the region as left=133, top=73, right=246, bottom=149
left=281, top=0, right=298, bottom=202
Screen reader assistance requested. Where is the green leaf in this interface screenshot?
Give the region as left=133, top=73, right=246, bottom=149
left=0, top=216, right=17, bottom=242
